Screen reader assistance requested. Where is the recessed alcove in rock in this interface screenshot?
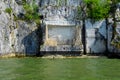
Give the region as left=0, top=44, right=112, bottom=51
left=40, top=20, right=83, bottom=53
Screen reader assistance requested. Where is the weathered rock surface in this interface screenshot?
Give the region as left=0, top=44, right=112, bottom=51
left=0, top=0, right=41, bottom=56
left=0, top=0, right=120, bottom=56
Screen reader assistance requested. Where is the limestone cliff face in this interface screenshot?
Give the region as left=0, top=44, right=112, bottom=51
left=39, top=0, right=81, bottom=21
left=39, top=0, right=83, bottom=52
left=0, top=0, right=120, bottom=56
left=0, top=0, right=82, bottom=55
left=0, top=0, right=41, bottom=55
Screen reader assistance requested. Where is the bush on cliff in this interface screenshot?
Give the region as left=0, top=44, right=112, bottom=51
left=84, top=0, right=110, bottom=21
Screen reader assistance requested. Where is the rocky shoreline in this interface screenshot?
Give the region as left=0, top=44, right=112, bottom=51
left=0, top=53, right=105, bottom=59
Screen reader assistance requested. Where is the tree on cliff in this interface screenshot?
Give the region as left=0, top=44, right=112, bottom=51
left=83, top=0, right=110, bottom=52
left=110, top=0, right=120, bottom=39
left=78, top=0, right=120, bottom=52
left=77, top=0, right=111, bottom=54
left=84, top=0, right=111, bottom=21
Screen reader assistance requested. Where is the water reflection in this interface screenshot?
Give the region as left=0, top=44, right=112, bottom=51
left=0, top=58, right=120, bottom=80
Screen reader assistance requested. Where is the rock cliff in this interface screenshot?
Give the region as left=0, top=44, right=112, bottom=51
left=0, top=0, right=41, bottom=56
left=0, top=0, right=120, bottom=56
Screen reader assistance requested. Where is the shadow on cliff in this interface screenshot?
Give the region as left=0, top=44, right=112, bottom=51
left=22, top=25, right=43, bottom=56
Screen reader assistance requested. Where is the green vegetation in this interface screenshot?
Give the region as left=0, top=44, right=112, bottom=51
left=22, top=0, right=40, bottom=25
left=77, top=0, right=120, bottom=48
left=5, top=8, right=12, bottom=14
left=112, top=0, right=120, bottom=4
left=77, top=0, right=120, bottom=21
left=22, top=0, right=27, bottom=4
left=57, top=0, right=62, bottom=6
left=65, top=0, right=67, bottom=5
left=111, top=37, right=120, bottom=49
left=110, top=0, right=120, bottom=47
left=57, top=0, right=67, bottom=6
left=13, top=14, right=18, bottom=21
left=76, top=6, right=82, bottom=20
left=14, top=0, right=41, bottom=25
left=84, top=0, right=110, bottom=21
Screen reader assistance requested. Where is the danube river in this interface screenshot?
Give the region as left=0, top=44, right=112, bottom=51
left=0, top=57, right=120, bottom=80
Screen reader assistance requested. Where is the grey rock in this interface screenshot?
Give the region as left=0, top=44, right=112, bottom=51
left=0, top=0, right=120, bottom=55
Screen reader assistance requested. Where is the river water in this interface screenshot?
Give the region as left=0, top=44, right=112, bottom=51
left=0, top=58, right=120, bottom=80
